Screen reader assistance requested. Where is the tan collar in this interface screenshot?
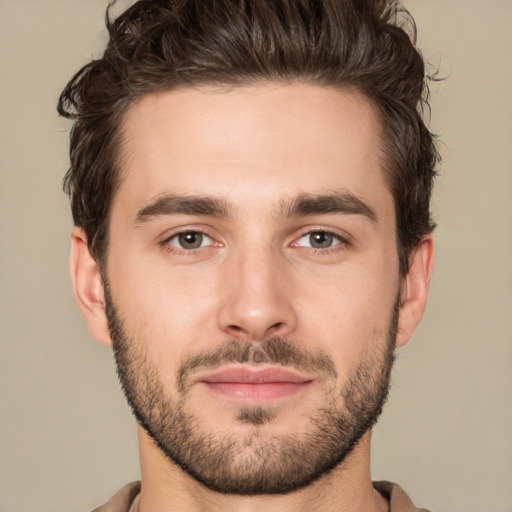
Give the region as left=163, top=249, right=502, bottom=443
left=94, top=480, right=430, bottom=512
left=373, top=481, right=430, bottom=512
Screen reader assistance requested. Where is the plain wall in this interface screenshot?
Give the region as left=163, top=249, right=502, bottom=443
left=0, top=1, right=511, bottom=511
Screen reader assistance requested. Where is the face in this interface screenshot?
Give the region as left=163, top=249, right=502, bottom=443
left=102, top=83, right=403, bottom=494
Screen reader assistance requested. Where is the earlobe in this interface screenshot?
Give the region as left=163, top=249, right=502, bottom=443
left=70, top=227, right=112, bottom=347
left=396, top=234, right=434, bottom=347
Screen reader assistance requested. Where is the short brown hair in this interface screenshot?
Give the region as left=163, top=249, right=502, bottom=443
left=59, top=0, right=438, bottom=274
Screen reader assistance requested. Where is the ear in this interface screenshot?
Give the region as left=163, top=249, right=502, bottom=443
left=396, top=234, right=435, bottom=347
left=70, top=227, right=112, bottom=347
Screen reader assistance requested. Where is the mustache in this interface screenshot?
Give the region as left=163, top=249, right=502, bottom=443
left=177, top=337, right=337, bottom=392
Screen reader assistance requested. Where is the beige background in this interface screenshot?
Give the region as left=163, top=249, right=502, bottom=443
left=1, top=1, right=511, bottom=511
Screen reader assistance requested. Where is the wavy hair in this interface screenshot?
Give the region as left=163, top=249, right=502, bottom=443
left=58, top=0, right=438, bottom=274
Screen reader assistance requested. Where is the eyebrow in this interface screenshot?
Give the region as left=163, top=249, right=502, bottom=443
left=280, top=192, right=377, bottom=223
left=134, top=191, right=377, bottom=225
left=134, top=195, right=232, bottom=224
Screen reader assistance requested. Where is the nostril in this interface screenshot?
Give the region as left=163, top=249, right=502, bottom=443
left=264, top=322, right=286, bottom=337
left=227, top=325, right=246, bottom=334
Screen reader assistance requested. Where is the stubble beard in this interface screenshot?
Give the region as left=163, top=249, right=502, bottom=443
left=104, top=284, right=398, bottom=495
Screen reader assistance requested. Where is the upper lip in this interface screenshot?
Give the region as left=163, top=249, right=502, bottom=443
left=195, top=366, right=313, bottom=384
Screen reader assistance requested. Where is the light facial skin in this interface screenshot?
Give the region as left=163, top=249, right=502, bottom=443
left=71, top=83, right=433, bottom=512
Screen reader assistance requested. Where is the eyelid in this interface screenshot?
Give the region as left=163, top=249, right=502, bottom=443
left=160, top=224, right=215, bottom=240
left=160, top=225, right=222, bottom=252
left=297, top=232, right=341, bottom=248
left=168, top=231, right=213, bottom=249
left=291, top=227, right=351, bottom=248
left=157, top=225, right=351, bottom=254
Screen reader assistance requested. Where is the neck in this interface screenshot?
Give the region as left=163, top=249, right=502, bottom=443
left=134, top=427, right=388, bottom=512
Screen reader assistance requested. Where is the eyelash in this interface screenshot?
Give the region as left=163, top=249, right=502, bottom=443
left=292, top=229, right=349, bottom=253
left=160, top=228, right=350, bottom=256
left=160, top=229, right=219, bottom=255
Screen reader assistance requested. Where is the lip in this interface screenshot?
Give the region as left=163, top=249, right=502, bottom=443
left=195, top=366, right=314, bottom=405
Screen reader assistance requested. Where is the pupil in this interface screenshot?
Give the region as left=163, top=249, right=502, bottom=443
left=310, top=232, right=332, bottom=248
left=179, top=232, right=202, bottom=249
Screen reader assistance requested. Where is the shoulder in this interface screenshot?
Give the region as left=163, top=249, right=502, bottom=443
left=373, top=481, right=431, bottom=512
left=91, top=481, right=141, bottom=512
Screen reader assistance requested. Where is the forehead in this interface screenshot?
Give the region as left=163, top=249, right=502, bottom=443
left=115, top=82, right=390, bottom=219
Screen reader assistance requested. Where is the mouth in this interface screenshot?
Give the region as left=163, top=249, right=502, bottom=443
left=195, top=366, right=314, bottom=406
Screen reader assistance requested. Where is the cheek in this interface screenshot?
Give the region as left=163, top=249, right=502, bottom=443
left=295, top=260, right=398, bottom=373
left=107, top=254, right=225, bottom=359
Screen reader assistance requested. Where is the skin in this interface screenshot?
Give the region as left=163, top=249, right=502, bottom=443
left=71, top=82, right=434, bottom=512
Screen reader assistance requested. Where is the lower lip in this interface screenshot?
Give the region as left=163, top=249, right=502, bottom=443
left=203, top=381, right=312, bottom=405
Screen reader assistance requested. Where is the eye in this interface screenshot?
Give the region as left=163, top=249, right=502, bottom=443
left=295, top=231, right=343, bottom=249
left=167, top=231, right=213, bottom=250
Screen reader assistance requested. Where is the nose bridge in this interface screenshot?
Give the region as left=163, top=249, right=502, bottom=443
left=218, top=240, right=297, bottom=340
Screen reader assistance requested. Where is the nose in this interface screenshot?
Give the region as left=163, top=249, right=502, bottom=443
left=217, top=246, right=298, bottom=340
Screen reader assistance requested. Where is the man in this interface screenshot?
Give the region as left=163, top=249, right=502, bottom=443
left=59, top=0, right=437, bottom=510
